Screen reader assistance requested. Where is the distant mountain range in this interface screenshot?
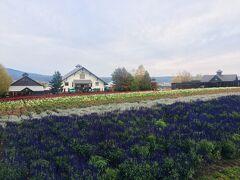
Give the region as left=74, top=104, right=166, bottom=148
left=7, top=68, right=52, bottom=82
left=100, top=77, right=172, bottom=84
left=7, top=68, right=172, bottom=84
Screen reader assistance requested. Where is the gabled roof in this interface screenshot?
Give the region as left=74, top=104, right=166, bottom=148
left=11, top=74, right=43, bottom=87
left=62, top=65, right=108, bottom=85
left=201, top=74, right=238, bottom=82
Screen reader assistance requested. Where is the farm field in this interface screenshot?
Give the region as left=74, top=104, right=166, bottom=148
left=0, top=95, right=240, bottom=179
left=1, top=87, right=240, bottom=117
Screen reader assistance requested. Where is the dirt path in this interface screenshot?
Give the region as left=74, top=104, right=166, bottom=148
left=194, top=159, right=240, bottom=179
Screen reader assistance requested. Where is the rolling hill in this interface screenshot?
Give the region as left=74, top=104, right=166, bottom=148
left=7, top=68, right=52, bottom=82
left=7, top=68, right=172, bottom=84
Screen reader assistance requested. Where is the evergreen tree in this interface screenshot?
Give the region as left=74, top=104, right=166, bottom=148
left=49, top=71, right=63, bottom=94
left=0, top=64, right=12, bottom=97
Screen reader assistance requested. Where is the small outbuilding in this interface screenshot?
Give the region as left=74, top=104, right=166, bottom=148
left=8, top=73, right=45, bottom=96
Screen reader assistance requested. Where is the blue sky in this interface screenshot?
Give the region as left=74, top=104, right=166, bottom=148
left=0, top=0, right=240, bottom=76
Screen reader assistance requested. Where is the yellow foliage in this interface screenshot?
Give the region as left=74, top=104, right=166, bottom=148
left=0, top=64, right=12, bottom=96
left=172, top=71, right=192, bottom=83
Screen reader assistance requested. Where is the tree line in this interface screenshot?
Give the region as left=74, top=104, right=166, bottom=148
left=111, top=65, right=154, bottom=91
left=0, top=62, right=200, bottom=97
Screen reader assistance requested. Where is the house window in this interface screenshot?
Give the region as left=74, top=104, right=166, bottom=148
left=80, top=73, right=85, bottom=79
left=65, top=82, right=69, bottom=86
left=95, top=82, right=99, bottom=86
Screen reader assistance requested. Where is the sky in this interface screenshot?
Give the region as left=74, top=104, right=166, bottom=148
left=0, top=0, right=240, bottom=76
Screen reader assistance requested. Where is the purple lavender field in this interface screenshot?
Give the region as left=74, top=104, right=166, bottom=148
left=0, top=96, right=240, bottom=179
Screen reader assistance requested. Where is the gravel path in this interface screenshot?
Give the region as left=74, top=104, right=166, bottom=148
left=1, top=92, right=240, bottom=126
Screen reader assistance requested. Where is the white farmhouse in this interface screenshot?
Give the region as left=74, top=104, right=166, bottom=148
left=62, top=65, right=107, bottom=92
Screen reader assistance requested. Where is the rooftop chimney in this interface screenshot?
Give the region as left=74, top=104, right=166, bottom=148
left=75, top=64, right=82, bottom=68
left=216, top=70, right=223, bottom=76
left=22, top=73, right=29, bottom=77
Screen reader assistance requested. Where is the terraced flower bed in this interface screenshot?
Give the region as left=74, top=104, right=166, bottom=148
left=1, top=87, right=240, bottom=116
left=0, top=95, right=240, bottom=179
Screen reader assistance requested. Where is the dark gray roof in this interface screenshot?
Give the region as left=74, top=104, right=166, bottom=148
left=201, top=74, right=238, bottom=82
left=62, top=65, right=108, bottom=85
left=201, top=75, right=215, bottom=82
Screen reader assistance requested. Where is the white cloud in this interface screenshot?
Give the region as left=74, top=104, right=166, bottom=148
left=0, top=0, right=240, bottom=76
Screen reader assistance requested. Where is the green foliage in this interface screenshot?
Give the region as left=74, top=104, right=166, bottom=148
left=147, top=135, right=157, bottom=153
left=131, top=145, right=150, bottom=157
left=200, top=166, right=240, bottom=180
left=89, top=155, right=108, bottom=170
left=111, top=68, right=133, bottom=91
left=49, top=71, right=63, bottom=94
left=161, top=157, right=179, bottom=179
left=198, top=140, right=216, bottom=159
left=100, top=168, right=119, bottom=180
left=138, top=71, right=152, bottom=91
left=231, top=112, right=240, bottom=119
left=232, top=134, right=240, bottom=142
left=155, top=119, right=168, bottom=129
left=112, top=65, right=152, bottom=92
left=71, top=141, right=94, bottom=159
left=104, top=148, right=124, bottom=166
left=0, top=163, right=26, bottom=180
left=130, top=65, right=152, bottom=91
left=118, top=159, right=159, bottom=180
left=0, top=64, right=12, bottom=97
left=117, top=120, right=124, bottom=127
left=54, top=156, right=70, bottom=174
left=30, top=159, right=50, bottom=169
left=130, top=78, right=140, bottom=91
left=221, top=141, right=237, bottom=159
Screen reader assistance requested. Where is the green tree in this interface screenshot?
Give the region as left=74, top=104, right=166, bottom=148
left=131, top=65, right=152, bottom=91
left=139, top=70, right=152, bottom=90
left=112, top=68, right=133, bottom=91
left=49, top=71, right=63, bottom=94
left=0, top=64, right=12, bottom=97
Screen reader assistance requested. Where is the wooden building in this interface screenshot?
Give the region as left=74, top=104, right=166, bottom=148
left=8, top=73, right=45, bottom=96
left=172, top=70, right=239, bottom=89
left=201, top=70, right=238, bottom=88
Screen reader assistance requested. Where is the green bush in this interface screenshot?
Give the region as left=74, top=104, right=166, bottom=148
left=89, top=155, right=108, bottom=170
left=198, top=140, right=216, bottom=160
left=221, top=141, right=237, bottom=159
left=161, top=157, right=179, bottom=179
left=231, top=112, right=240, bottom=119
left=155, top=119, right=168, bottom=129
left=100, top=168, right=119, bottom=180
left=118, top=159, right=159, bottom=180
left=147, top=135, right=157, bottom=153
left=0, top=163, right=26, bottom=180
left=131, top=145, right=150, bottom=157
left=71, top=141, right=94, bottom=159
left=232, top=134, right=240, bottom=142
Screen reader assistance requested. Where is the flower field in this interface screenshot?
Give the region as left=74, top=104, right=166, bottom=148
left=1, top=87, right=240, bottom=116
left=0, top=95, right=240, bottom=179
